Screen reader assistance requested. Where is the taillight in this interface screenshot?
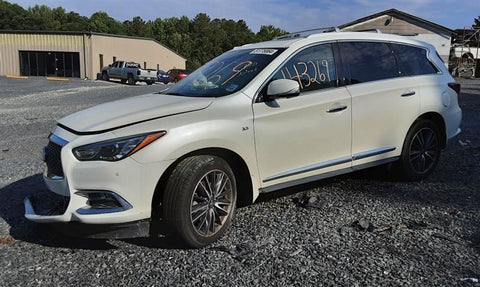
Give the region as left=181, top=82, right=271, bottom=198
left=448, top=82, right=461, bottom=95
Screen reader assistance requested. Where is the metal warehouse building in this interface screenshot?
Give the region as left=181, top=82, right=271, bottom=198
left=0, top=31, right=186, bottom=79
left=339, top=9, right=455, bottom=64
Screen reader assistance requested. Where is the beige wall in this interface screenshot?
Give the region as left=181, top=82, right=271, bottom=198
left=90, top=34, right=186, bottom=77
left=0, top=33, right=90, bottom=77
left=341, top=15, right=433, bottom=35
left=0, top=32, right=185, bottom=79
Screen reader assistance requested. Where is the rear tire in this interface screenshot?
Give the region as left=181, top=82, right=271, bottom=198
left=163, top=155, right=237, bottom=248
left=397, top=119, right=441, bottom=181
left=127, top=74, right=135, bottom=85
left=146, top=81, right=154, bottom=85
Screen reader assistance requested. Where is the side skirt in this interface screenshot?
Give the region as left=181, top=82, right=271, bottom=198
left=259, top=157, right=398, bottom=194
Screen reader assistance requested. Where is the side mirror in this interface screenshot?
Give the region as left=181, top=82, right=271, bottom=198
left=266, top=79, right=300, bottom=101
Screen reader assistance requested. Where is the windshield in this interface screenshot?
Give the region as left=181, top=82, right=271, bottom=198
left=164, top=48, right=285, bottom=97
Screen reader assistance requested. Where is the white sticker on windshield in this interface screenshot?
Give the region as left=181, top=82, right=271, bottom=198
left=250, top=49, right=278, bottom=55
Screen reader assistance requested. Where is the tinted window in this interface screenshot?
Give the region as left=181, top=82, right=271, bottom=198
left=341, top=42, right=398, bottom=84
left=391, top=44, right=438, bottom=76
left=272, top=44, right=337, bottom=92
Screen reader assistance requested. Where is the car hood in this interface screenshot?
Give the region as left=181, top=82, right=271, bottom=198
left=58, top=93, right=213, bottom=134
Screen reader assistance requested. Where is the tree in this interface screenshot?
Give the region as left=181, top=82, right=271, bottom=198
left=0, top=0, right=288, bottom=69
left=256, top=25, right=288, bottom=42
left=0, top=0, right=29, bottom=29
left=89, top=11, right=123, bottom=34
left=123, top=16, right=147, bottom=36
left=27, top=5, right=62, bottom=30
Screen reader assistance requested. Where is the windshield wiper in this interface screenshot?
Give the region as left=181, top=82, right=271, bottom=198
left=164, top=92, right=187, bottom=96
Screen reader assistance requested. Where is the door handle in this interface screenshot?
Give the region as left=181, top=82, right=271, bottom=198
left=401, top=91, right=416, bottom=97
left=327, top=105, right=347, bottom=113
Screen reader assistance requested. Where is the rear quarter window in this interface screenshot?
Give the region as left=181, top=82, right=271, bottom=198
left=391, top=44, right=438, bottom=76
left=340, top=42, right=399, bottom=84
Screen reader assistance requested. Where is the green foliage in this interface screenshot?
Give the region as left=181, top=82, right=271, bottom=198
left=0, top=0, right=287, bottom=70
left=256, top=25, right=288, bottom=42
left=90, top=11, right=123, bottom=34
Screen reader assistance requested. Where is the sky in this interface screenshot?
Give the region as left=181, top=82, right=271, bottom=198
left=9, top=0, right=480, bottom=32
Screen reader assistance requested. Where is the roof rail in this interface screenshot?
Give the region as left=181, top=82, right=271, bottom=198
left=350, top=28, right=383, bottom=34
left=274, top=27, right=340, bottom=40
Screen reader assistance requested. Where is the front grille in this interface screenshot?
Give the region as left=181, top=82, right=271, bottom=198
left=45, top=141, right=64, bottom=177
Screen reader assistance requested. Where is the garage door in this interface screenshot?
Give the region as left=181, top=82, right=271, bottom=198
left=20, top=51, right=80, bottom=78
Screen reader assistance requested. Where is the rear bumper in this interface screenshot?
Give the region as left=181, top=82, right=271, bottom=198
left=137, top=76, right=156, bottom=82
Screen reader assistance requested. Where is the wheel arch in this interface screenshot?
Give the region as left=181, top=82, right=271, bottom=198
left=416, top=112, right=447, bottom=148
left=151, top=147, right=254, bottom=220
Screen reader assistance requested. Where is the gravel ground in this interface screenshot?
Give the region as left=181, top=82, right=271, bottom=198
left=0, top=76, right=479, bottom=286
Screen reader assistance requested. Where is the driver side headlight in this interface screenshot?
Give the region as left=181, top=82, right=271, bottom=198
left=72, top=131, right=166, bottom=161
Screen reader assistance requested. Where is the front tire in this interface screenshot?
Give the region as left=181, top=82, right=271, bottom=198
left=101, top=72, right=109, bottom=81
left=397, top=119, right=441, bottom=181
left=163, top=155, right=237, bottom=248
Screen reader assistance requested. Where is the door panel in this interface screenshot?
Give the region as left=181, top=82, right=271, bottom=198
left=347, top=78, right=420, bottom=167
left=339, top=40, right=421, bottom=166
left=253, top=87, right=351, bottom=185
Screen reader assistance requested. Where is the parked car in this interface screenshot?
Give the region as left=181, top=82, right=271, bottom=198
left=27, top=31, right=462, bottom=248
left=101, top=61, right=156, bottom=85
left=167, top=68, right=190, bottom=82
left=156, top=70, right=170, bottom=84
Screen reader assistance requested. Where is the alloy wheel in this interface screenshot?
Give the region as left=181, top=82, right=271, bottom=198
left=408, top=127, right=439, bottom=174
left=190, top=169, right=233, bottom=237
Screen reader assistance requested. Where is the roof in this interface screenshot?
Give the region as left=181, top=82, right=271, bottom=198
left=0, top=30, right=186, bottom=60
left=339, top=8, right=455, bottom=35
left=238, top=31, right=436, bottom=52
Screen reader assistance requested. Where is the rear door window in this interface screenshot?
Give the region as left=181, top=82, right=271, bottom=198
left=390, top=44, right=438, bottom=76
left=340, top=42, right=399, bottom=84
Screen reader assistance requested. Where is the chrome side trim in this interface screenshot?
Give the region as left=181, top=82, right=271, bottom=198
left=261, top=166, right=353, bottom=193
left=263, top=155, right=352, bottom=183
left=260, top=156, right=399, bottom=194
left=352, top=146, right=396, bottom=161
left=262, top=146, right=396, bottom=183
left=49, top=134, right=69, bottom=147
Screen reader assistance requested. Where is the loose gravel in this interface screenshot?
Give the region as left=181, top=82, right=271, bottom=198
left=0, top=76, right=478, bottom=286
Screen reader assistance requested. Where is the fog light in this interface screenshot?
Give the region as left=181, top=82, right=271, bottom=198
left=76, top=191, right=132, bottom=214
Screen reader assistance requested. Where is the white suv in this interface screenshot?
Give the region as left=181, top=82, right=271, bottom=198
left=25, top=31, right=462, bottom=247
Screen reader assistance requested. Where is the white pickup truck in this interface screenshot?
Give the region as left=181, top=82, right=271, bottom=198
left=101, top=61, right=157, bottom=85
